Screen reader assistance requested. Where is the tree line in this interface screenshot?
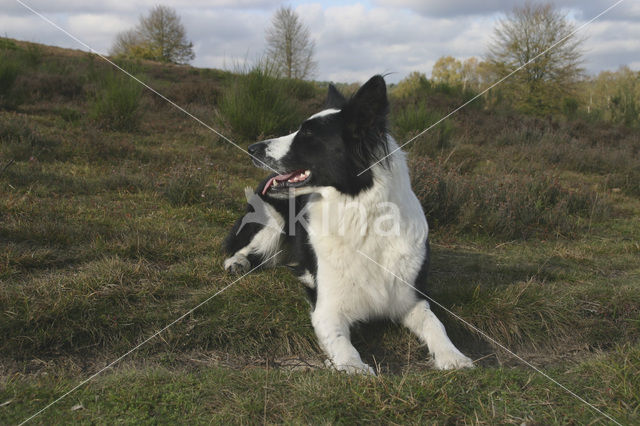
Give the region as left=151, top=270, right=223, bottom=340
left=109, top=3, right=638, bottom=125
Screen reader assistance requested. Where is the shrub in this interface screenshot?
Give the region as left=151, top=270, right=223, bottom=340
left=19, top=72, right=84, bottom=101
left=0, top=116, right=62, bottom=162
left=0, top=57, right=22, bottom=110
left=89, top=71, right=143, bottom=131
left=58, top=107, right=83, bottom=124
left=392, top=104, right=454, bottom=156
left=392, top=103, right=435, bottom=140
left=410, top=156, right=610, bottom=240
left=23, top=43, right=43, bottom=67
left=0, top=37, right=18, bottom=50
left=161, top=79, right=221, bottom=107
left=218, top=64, right=309, bottom=141
left=288, top=77, right=318, bottom=100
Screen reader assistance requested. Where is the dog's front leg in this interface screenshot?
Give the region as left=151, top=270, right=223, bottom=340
left=311, top=307, right=375, bottom=375
left=224, top=188, right=285, bottom=274
left=403, top=300, right=474, bottom=370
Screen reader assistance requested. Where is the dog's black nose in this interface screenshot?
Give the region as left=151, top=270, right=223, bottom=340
left=248, top=142, right=264, bottom=156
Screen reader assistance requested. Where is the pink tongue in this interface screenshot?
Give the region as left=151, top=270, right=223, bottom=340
left=261, top=171, right=300, bottom=195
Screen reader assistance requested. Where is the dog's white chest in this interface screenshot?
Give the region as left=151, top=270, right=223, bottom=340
left=305, top=186, right=428, bottom=320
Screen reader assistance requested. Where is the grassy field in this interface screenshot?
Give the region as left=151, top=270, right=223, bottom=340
left=1, top=38, right=639, bottom=424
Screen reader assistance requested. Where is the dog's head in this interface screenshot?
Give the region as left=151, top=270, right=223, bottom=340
left=248, top=75, right=389, bottom=198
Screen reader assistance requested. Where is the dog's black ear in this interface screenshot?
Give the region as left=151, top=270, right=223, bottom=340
left=342, top=75, right=389, bottom=169
left=343, top=75, right=388, bottom=136
left=326, top=84, right=346, bottom=109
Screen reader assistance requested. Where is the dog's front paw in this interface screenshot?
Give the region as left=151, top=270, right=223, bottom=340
left=224, top=254, right=251, bottom=274
left=325, top=359, right=376, bottom=376
left=433, top=350, right=474, bottom=370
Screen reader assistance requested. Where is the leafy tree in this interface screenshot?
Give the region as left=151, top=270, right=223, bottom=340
left=486, top=2, right=584, bottom=115
left=431, top=56, right=462, bottom=86
left=111, top=5, right=194, bottom=64
left=392, top=71, right=430, bottom=99
left=583, top=67, right=640, bottom=125
left=265, top=6, right=317, bottom=80
left=459, top=57, right=478, bottom=91
left=432, top=56, right=495, bottom=93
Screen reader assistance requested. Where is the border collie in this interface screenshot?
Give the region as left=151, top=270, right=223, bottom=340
left=224, top=75, right=473, bottom=374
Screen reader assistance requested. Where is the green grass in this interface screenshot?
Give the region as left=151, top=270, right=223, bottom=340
left=2, top=345, right=638, bottom=424
left=1, top=38, right=639, bottom=424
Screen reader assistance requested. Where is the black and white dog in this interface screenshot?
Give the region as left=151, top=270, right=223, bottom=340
left=224, top=75, right=473, bottom=374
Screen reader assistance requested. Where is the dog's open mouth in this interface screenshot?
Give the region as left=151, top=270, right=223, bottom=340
left=262, top=170, right=311, bottom=195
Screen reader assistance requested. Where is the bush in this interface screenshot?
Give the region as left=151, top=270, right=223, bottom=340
left=218, top=64, right=309, bottom=141
left=392, top=104, right=454, bottom=154
left=20, top=72, right=84, bottom=101
left=392, top=103, right=435, bottom=140
left=0, top=57, right=22, bottom=110
left=0, top=116, right=62, bottom=162
left=23, top=43, right=43, bottom=67
left=58, top=107, right=83, bottom=124
left=89, top=71, right=143, bottom=131
left=0, top=38, right=18, bottom=50
left=410, top=156, right=610, bottom=240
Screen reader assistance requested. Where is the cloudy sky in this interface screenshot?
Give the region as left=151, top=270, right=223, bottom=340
left=2, top=0, right=639, bottom=83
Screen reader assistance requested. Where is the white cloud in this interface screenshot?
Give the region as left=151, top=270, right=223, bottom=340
left=372, top=0, right=639, bottom=20
left=298, top=4, right=497, bottom=82
left=183, top=8, right=269, bottom=70
left=66, top=13, right=135, bottom=52
left=3, top=0, right=280, bottom=15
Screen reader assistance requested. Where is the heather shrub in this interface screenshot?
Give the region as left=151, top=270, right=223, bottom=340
left=89, top=71, right=143, bottom=131
left=0, top=116, right=62, bottom=162
left=20, top=72, right=84, bottom=101
left=410, top=156, right=610, bottom=239
left=0, top=38, right=18, bottom=50
left=58, top=107, right=83, bottom=124
left=0, top=56, right=22, bottom=110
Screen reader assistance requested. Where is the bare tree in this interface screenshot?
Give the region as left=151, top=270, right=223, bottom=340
left=486, top=2, right=584, bottom=114
left=111, top=5, right=195, bottom=64
left=265, top=6, right=317, bottom=80
left=111, top=29, right=143, bottom=57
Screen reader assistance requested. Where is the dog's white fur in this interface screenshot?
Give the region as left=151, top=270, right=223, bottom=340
left=265, top=131, right=298, bottom=162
